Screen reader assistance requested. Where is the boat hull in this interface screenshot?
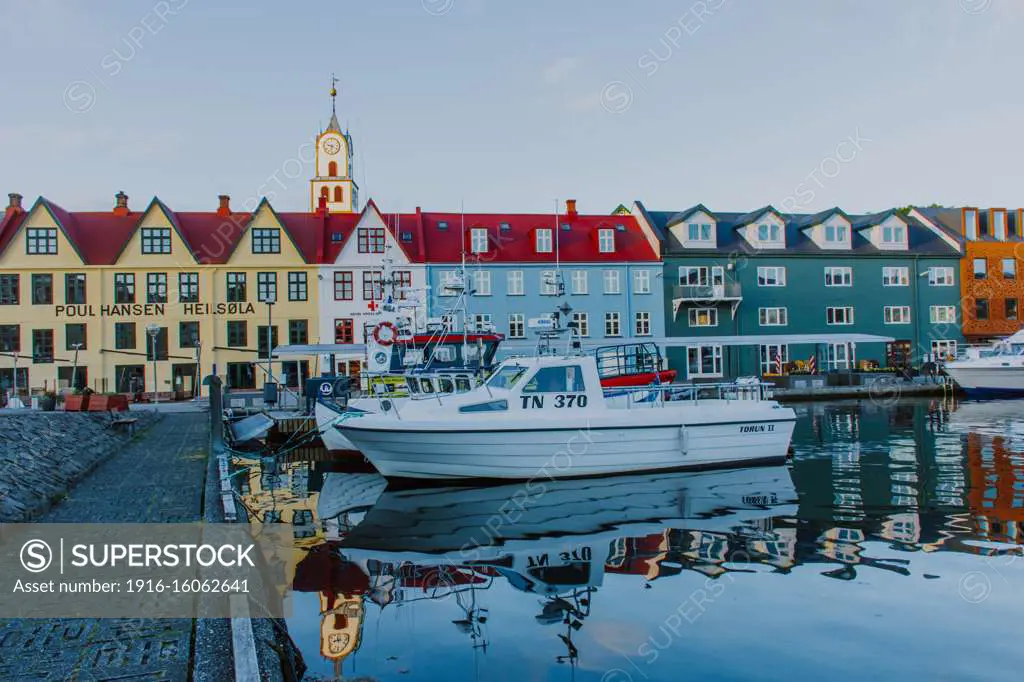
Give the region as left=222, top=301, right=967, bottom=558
left=945, top=364, right=1024, bottom=397
left=339, top=410, right=796, bottom=480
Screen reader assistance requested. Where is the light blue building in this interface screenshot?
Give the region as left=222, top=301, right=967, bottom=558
left=415, top=206, right=665, bottom=354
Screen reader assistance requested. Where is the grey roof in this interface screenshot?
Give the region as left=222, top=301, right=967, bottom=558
left=326, top=111, right=342, bottom=133
left=644, top=205, right=960, bottom=257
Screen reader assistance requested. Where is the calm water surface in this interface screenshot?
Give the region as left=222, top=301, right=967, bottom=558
left=236, top=398, right=1024, bottom=681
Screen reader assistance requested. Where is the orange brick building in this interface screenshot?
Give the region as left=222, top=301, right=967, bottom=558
left=913, top=207, right=1024, bottom=342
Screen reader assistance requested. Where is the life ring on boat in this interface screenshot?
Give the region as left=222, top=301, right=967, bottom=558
left=372, top=321, right=398, bottom=346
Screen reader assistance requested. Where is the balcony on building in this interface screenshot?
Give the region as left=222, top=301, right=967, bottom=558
left=673, top=281, right=743, bottom=302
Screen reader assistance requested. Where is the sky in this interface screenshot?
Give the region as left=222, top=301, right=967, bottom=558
left=1, top=0, right=1023, bottom=216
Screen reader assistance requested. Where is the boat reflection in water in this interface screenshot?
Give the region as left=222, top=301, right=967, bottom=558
left=290, top=465, right=797, bottom=673
left=238, top=399, right=1024, bottom=680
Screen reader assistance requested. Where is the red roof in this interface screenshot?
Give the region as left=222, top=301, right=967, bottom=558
left=0, top=197, right=654, bottom=265
left=417, top=211, right=658, bottom=263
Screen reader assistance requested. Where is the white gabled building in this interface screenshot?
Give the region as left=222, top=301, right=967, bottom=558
left=315, top=201, right=427, bottom=375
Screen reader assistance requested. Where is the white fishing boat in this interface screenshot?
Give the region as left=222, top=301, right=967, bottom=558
left=944, top=329, right=1024, bottom=397
left=338, top=352, right=796, bottom=480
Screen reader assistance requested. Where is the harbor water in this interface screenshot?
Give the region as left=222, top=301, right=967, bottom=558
left=234, top=398, right=1024, bottom=681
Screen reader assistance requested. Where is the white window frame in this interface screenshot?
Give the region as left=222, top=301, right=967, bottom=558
left=882, top=267, right=909, bottom=287
left=756, top=223, right=782, bottom=243
left=884, top=306, right=911, bottom=324
left=687, top=344, right=723, bottom=378
left=508, top=313, right=525, bottom=339
left=470, top=227, right=488, bottom=254
left=824, top=224, right=848, bottom=244
left=540, top=270, right=560, bottom=296
left=571, top=270, right=588, bottom=295
left=688, top=308, right=718, bottom=327
left=759, top=344, right=789, bottom=376
left=824, top=267, right=853, bottom=287
left=931, top=339, right=958, bottom=361
left=603, top=270, right=621, bottom=294
left=827, top=343, right=854, bottom=370
left=598, top=229, right=615, bottom=253
left=826, top=306, right=854, bottom=325
left=633, top=269, right=650, bottom=294
left=679, top=266, right=709, bottom=286
left=572, top=311, right=589, bottom=337
left=604, top=312, right=621, bottom=337
left=930, top=305, right=956, bottom=324
left=635, top=311, right=651, bottom=336
left=535, top=228, right=553, bottom=253
left=440, top=270, right=460, bottom=296
left=928, top=267, right=955, bottom=286
left=757, top=266, right=786, bottom=287
left=758, top=307, right=788, bottom=327
left=687, top=223, right=713, bottom=242
left=507, top=270, right=524, bottom=296
left=472, top=270, right=491, bottom=296
left=882, top=224, right=906, bottom=244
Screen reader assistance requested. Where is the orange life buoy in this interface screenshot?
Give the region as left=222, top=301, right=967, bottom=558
left=373, top=321, right=398, bottom=346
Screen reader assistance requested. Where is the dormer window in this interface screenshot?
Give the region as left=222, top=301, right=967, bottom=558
left=964, top=209, right=978, bottom=239
left=470, top=227, right=488, bottom=254
left=824, top=224, right=848, bottom=243
left=535, top=228, right=553, bottom=253
left=688, top=223, right=713, bottom=241
left=757, top=223, right=781, bottom=242
left=993, top=210, right=1007, bottom=240
left=881, top=224, right=905, bottom=244
left=598, top=228, right=615, bottom=253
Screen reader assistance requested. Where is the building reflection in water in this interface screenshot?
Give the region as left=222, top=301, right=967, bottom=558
left=231, top=398, right=1024, bottom=678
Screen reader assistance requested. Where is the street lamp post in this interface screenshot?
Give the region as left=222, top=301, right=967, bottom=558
left=70, top=343, right=82, bottom=392
left=146, top=323, right=160, bottom=405
left=265, top=294, right=276, bottom=385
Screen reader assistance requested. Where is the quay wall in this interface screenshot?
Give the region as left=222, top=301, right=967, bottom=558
left=0, top=411, right=159, bottom=521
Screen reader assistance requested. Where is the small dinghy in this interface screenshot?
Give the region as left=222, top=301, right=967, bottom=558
left=338, top=352, right=796, bottom=480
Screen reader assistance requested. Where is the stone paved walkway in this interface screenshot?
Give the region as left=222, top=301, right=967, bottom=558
left=0, top=412, right=209, bottom=681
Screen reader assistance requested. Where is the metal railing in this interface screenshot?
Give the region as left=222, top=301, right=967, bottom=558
left=604, top=379, right=774, bottom=407
left=673, top=282, right=743, bottom=301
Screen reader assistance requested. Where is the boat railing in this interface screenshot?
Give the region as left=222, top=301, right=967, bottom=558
left=603, top=380, right=775, bottom=406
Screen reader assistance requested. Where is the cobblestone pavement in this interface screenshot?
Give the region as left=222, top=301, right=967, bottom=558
left=0, top=413, right=209, bottom=681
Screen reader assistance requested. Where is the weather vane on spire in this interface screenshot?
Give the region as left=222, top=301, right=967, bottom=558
left=330, top=73, right=338, bottom=115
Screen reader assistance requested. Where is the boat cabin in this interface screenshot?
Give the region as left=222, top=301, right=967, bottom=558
left=388, top=333, right=504, bottom=374
left=594, top=342, right=676, bottom=387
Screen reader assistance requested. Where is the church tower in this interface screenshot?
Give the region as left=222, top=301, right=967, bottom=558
left=311, top=76, right=358, bottom=213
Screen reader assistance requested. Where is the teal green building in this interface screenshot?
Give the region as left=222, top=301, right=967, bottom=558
left=631, top=203, right=964, bottom=380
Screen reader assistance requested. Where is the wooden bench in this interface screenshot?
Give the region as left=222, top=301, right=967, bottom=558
left=108, top=417, right=139, bottom=436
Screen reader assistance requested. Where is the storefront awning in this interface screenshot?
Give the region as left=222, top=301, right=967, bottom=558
left=272, top=344, right=367, bottom=356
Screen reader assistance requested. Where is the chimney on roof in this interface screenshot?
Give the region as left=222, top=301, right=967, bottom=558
left=113, top=191, right=129, bottom=216
left=6, top=193, right=22, bottom=213
left=566, top=199, right=578, bottom=219
left=217, top=194, right=231, bottom=217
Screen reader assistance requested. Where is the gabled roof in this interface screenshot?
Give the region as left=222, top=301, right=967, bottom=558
left=0, top=206, right=28, bottom=256
left=850, top=209, right=903, bottom=230
left=664, top=204, right=716, bottom=227
left=645, top=205, right=960, bottom=256
left=732, top=205, right=784, bottom=228
left=791, top=207, right=850, bottom=229
left=417, top=211, right=658, bottom=263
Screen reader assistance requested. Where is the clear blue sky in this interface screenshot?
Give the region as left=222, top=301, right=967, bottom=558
left=2, top=0, right=1021, bottom=215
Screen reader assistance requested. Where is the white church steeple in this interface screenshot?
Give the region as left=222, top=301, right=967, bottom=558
left=311, top=75, right=358, bottom=213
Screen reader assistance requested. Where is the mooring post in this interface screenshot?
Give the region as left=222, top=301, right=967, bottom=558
left=207, top=374, right=223, bottom=445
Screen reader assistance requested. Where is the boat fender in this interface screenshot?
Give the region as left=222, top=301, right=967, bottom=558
left=679, top=425, right=689, bottom=454
left=373, top=321, right=399, bottom=346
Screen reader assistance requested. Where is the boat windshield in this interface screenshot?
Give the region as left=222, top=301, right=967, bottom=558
left=487, top=364, right=528, bottom=389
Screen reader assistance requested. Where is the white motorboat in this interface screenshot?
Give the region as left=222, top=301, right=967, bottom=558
left=337, top=353, right=796, bottom=480
left=944, top=329, right=1024, bottom=397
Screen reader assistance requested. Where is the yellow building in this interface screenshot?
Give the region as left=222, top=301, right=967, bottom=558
left=0, top=191, right=323, bottom=397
